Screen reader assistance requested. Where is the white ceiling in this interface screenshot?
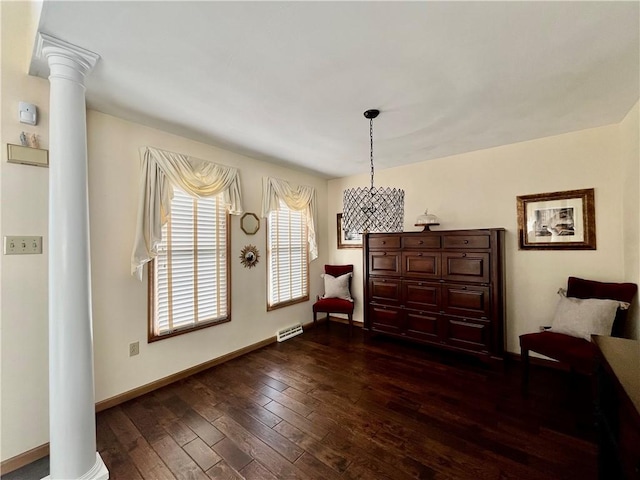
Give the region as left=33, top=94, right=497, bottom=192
left=31, top=1, right=639, bottom=179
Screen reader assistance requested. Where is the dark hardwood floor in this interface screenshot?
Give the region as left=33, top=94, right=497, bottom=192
left=97, top=323, right=596, bottom=480
left=4, top=323, right=597, bottom=479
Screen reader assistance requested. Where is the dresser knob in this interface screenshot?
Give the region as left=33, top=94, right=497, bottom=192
left=462, top=253, right=467, bottom=257
left=464, top=239, right=469, bottom=244
left=382, top=241, right=386, bottom=245
left=461, top=286, right=467, bottom=290
left=418, top=282, right=423, bottom=286
left=419, top=240, right=424, bottom=244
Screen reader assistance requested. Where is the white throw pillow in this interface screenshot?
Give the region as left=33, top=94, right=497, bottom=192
left=321, top=272, right=353, bottom=301
left=550, top=290, right=627, bottom=341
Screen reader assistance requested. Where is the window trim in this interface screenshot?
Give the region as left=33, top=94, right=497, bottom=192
left=147, top=207, right=231, bottom=343
left=265, top=206, right=310, bottom=312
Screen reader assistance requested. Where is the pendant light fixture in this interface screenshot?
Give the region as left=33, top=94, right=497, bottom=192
left=342, top=109, right=404, bottom=233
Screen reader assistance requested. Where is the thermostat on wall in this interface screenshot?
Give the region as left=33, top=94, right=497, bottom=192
left=19, top=102, right=37, bottom=126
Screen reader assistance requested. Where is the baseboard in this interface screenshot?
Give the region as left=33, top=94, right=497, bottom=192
left=0, top=443, right=49, bottom=476
left=1, top=335, right=279, bottom=474
left=96, top=335, right=277, bottom=412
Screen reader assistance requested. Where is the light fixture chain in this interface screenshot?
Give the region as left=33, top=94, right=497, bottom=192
left=370, top=117, right=374, bottom=190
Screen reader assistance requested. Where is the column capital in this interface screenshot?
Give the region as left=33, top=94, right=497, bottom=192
left=33, top=33, right=100, bottom=78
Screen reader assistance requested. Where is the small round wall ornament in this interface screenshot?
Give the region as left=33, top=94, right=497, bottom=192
left=240, top=245, right=260, bottom=269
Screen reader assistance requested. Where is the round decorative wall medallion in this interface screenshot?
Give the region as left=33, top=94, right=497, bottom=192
left=240, top=245, right=260, bottom=269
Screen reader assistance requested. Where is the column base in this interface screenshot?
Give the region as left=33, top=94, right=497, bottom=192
left=42, top=452, right=109, bottom=480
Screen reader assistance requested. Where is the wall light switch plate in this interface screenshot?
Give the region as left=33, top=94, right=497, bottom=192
left=4, top=236, right=43, bottom=254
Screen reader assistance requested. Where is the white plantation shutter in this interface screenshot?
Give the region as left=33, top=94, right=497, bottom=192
left=153, top=188, right=228, bottom=337
left=267, top=201, right=309, bottom=308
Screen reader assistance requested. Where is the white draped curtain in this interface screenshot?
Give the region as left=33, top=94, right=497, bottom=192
left=131, top=146, right=243, bottom=280
left=261, top=177, right=318, bottom=261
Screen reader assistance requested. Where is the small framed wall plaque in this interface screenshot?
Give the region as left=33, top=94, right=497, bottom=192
left=7, top=144, right=49, bottom=167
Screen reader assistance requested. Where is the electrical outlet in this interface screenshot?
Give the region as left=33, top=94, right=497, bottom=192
left=4, top=236, right=42, bottom=254
left=129, top=342, right=139, bottom=357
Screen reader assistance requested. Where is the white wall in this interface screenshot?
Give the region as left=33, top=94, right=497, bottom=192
left=1, top=1, right=328, bottom=462
left=621, top=100, right=640, bottom=338
left=328, top=124, right=628, bottom=353
left=87, top=111, right=328, bottom=403
left=1, top=0, right=50, bottom=462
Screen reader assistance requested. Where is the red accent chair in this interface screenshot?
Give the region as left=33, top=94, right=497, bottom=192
left=312, top=264, right=354, bottom=334
left=519, top=277, right=637, bottom=388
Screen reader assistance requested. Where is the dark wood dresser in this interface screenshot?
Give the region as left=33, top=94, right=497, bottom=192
left=593, top=335, right=640, bottom=479
left=363, top=228, right=505, bottom=362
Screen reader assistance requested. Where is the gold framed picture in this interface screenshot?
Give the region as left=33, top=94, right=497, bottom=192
left=337, top=213, right=362, bottom=249
left=516, top=188, right=596, bottom=250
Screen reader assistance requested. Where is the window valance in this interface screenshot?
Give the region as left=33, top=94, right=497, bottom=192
left=261, top=177, right=318, bottom=261
left=131, top=146, right=243, bottom=280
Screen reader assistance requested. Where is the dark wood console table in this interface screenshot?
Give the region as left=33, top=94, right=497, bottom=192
left=593, top=335, right=640, bottom=479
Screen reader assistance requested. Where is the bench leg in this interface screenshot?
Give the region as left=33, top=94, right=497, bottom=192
left=521, top=348, right=530, bottom=394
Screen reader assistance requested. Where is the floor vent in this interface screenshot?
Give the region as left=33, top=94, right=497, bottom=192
left=277, top=323, right=303, bottom=342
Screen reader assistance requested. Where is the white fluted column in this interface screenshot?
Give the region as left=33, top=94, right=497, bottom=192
left=37, top=33, right=108, bottom=480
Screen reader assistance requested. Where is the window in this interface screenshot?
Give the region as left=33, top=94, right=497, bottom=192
left=267, top=201, right=309, bottom=310
left=149, top=188, right=229, bottom=341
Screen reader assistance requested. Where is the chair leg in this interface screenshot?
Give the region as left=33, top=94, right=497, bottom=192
left=313, top=311, right=317, bottom=328
left=348, top=313, right=353, bottom=338
left=326, top=313, right=330, bottom=328
left=521, top=348, right=530, bottom=394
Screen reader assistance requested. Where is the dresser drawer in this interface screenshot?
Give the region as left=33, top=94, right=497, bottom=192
left=405, top=310, right=441, bottom=344
left=368, top=235, right=401, bottom=249
left=369, top=278, right=402, bottom=305
left=443, top=317, right=490, bottom=352
left=402, top=235, right=441, bottom=249
left=369, top=251, right=401, bottom=276
left=403, top=280, right=441, bottom=311
left=443, top=234, right=490, bottom=249
left=369, top=305, right=403, bottom=335
left=442, top=252, right=490, bottom=283
left=401, top=251, right=440, bottom=279
left=442, top=284, right=490, bottom=319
